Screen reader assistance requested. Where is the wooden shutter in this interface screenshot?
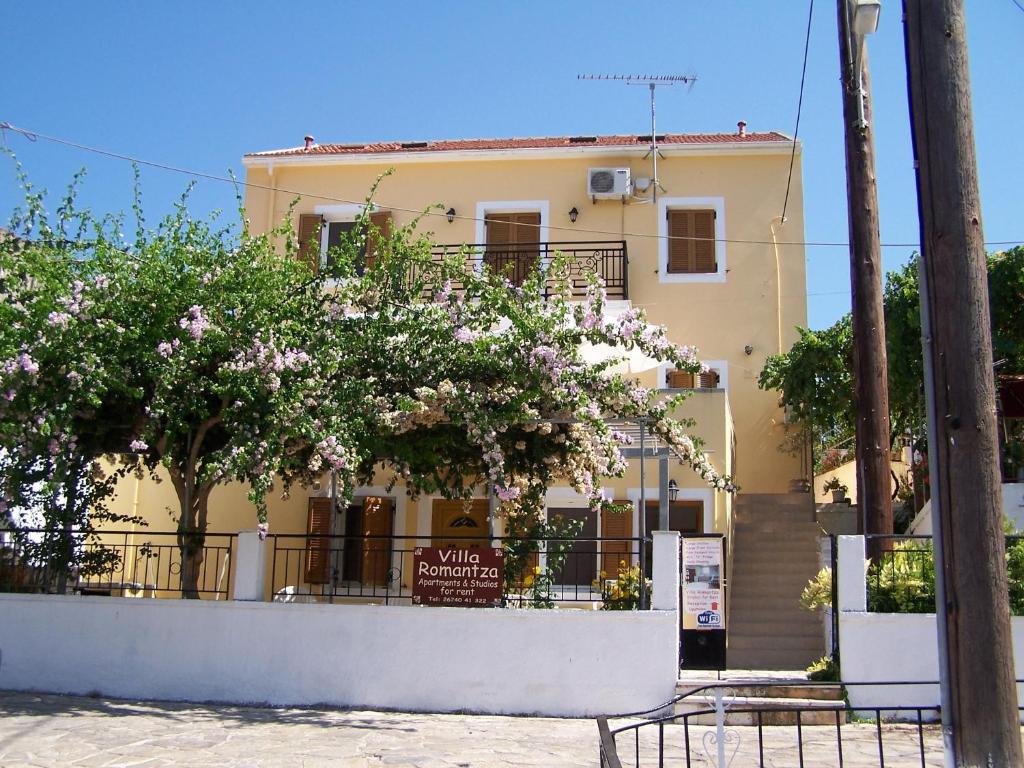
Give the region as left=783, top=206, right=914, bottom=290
left=667, top=209, right=691, bottom=274
left=601, top=501, right=634, bottom=577
left=305, top=497, right=333, bottom=584
left=666, top=210, right=717, bottom=274
left=365, top=211, right=393, bottom=270
left=698, top=369, right=720, bottom=389
left=361, top=496, right=394, bottom=585
left=668, top=369, right=696, bottom=389
left=297, top=214, right=323, bottom=274
left=485, top=212, right=540, bottom=285
left=692, top=210, right=716, bottom=272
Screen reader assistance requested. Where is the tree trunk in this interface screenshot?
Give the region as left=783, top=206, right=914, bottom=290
left=175, top=479, right=212, bottom=599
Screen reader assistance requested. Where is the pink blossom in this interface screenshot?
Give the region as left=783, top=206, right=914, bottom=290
left=129, top=439, right=148, bottom=452
left=47, top=311, right=72, bottom=328
left=454, top=326, right=479, bottom=343
left=156, top=342, right=173, bottom=358
left=495, top=485, right=520, bottom=502
left=17, top=353, right=39, bottom=376
left=257, top=522, right=269, bottom=540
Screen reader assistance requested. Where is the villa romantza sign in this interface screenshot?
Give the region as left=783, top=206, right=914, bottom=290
left=412, top=546, right=503, bottom=607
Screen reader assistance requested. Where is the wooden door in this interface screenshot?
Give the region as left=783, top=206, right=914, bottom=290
left=600, top=501, right=634, bottom=578
left=361, top=496, right=394, bottom=585
left=431, top=499, right=489, bottom=550
left=484, top=212, right=540, bottom=285
left=549, top=507, right=598, bottom=586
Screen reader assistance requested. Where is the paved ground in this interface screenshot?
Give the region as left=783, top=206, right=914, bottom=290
left=0, top=689, right=998, bottom=767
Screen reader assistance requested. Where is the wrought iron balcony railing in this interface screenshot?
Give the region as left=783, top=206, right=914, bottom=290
left=427, top=241, right=628, bottom=300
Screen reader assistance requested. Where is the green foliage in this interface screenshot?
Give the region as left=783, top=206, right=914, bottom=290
left=599, top=562, right=651, bottom=610
left=806, top=654, right=840, bottom=682
left=800, top=537, right=1024, bottom=615
left=799, top=567, right=833, bottom=611
left=759, top=250, right=1024, bottom=471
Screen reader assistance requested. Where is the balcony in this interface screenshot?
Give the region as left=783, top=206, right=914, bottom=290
left=428, top=241, right=628, bottom=300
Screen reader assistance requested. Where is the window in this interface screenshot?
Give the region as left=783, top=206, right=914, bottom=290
left=657, top=197, right=726, bottom=283
left=661, top=361, right=728, bottom=391
left=667, top=369, right=720, bottom=389
left=295, top=207, right=393, bottom=276
left=667, top=209, right=716, bottom=274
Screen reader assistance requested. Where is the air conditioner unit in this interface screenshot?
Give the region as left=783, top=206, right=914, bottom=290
left=588, top=167, right=631, bottom=199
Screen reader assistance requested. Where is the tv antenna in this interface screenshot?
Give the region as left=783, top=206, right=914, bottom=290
left=577, top=74, right=697, bottom=202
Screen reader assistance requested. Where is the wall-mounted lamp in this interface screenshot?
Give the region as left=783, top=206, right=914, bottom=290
left=446, top=207, right=456, bottom=224
left=568, top=206, right=579, bottom=223
left=744, top=344, right=754, bottom=356
left=668, top=479, right=679, bottom=502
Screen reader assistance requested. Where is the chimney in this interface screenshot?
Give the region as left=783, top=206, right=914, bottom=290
left=303, top=135, right=315, bottom=151
left=737, top=121, right=747, bottom=137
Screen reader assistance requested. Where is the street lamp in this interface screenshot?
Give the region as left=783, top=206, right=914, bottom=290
left=668, top=479, right=679, bottom=502
left=848, top=0, right=881, bottom=128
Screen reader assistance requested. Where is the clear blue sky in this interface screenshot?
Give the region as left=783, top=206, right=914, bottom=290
left=2, top=1, right=1021, bottom=330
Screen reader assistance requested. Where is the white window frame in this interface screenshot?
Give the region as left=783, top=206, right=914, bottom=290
left=657, top=360, right=729, bottom=391
left=658, top=196, right=727, bottom=284
left=474, top=200, right=550, bottom=272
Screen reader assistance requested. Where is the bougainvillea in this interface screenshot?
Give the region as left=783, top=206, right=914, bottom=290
left=1, top=167, right=734, bottom=596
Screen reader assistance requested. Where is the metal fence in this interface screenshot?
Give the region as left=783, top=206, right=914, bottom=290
left=268, top=533, right=645, bottom=607
left=428, top=241, right=629, bottom=299
left=598, top=681, right=977, bottom=768
left=862, top=533, right=1024, bottom=613
left=0, top=529, right=235, bottom=599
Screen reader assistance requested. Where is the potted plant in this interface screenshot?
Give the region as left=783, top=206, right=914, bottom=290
left=823, top=477, right=848, bottom=503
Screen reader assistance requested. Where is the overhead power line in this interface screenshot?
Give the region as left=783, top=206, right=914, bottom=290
left=781, top=0, right=815, bottom=222
left=1, top=121, right=1021, bottom=251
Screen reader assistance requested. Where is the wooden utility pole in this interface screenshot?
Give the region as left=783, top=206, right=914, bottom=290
left=836, top=0, right=892, bottom=542
left=903, top=2, right=1022, bottom=765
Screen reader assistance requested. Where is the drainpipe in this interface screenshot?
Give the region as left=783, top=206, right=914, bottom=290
left=769, top=216, right=786, bottom=355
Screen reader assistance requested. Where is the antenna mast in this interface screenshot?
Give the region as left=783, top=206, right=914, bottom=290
left=577, top=74, right=696, bottom=203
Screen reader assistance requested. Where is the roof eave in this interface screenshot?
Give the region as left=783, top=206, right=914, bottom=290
left=241, top=139, right=799, bottom=168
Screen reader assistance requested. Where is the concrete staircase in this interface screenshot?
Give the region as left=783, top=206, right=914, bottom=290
left=726, top=493, right=825, bottom=670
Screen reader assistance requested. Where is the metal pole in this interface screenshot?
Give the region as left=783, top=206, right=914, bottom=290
left=650, top=83, right=658, bottom=204
left=917, top=253, right=955, bottom=765
left=639, top=420, right=647, bottom=609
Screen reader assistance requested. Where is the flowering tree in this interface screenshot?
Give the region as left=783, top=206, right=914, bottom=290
left=1, top=168, right=734, bottom=598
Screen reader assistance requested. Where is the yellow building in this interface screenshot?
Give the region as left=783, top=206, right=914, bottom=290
left=105, top=127, right=808, bottom=607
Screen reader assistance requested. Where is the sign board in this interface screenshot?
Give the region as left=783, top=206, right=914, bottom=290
left=412, top=546, right=503, bottom=607
left=682, top=537, right=725, bottom=630
left=681, top=535, right=727, bottom=671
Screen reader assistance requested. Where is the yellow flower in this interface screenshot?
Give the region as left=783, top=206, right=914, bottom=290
left=524, top=575, right=535, bottom=588
left=534, top=565, right=542, bottom=574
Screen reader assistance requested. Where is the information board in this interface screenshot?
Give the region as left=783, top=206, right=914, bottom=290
left=412, top=546, right=503, bottom=607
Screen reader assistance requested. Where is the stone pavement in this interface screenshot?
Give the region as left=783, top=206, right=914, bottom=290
left=0, top=689, right=1012, bottom=767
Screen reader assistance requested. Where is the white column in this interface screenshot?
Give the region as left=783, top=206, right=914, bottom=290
left=651, top=530, right=681, bottom=612
left=233, top=530, right=267, bottom=601
left=837, top=534, right=867, bottom=612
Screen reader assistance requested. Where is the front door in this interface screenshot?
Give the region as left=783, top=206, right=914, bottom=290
left=431, top=499, right=489, bottom=550
left=484, top=212, right=541, bottom=285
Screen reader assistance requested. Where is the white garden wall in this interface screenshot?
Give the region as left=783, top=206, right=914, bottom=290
left=0, top=594, right=678, bottom=717
left=836, top=534, right=1024, bottom=717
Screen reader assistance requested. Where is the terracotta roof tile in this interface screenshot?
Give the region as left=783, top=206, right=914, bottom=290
left=246, top=132, right=791, bottom=159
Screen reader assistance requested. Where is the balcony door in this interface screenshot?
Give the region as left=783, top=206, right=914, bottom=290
left=484, top=212, right=540, bottom=286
